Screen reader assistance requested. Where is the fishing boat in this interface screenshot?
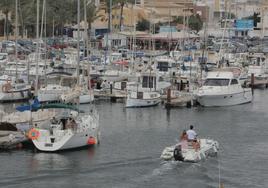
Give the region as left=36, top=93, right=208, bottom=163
left=126, top=71, right=161, bottom=107
left=29, top=105, right=100, bottom=151
left=195, top=69, right=252, bottom=107
left=161, top=138, right=219, bottom=162
left=126, top=90, right=161, bottom=107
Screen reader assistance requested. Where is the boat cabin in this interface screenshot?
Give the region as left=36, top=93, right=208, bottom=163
left=204, top=72, right=240, bottom=87
left=140, top=73, right=157, bottom=90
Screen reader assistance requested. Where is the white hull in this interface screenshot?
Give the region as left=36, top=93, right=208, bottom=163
left=33, top=129, right=98, bottom=151
left=126, top=98, right=160, bottom=107
left=79, top=93, right=94, bottom=104
left=161, top=138, right=219, bottom=162
left=38, top=92, right=62, bottom=102
left=32, top=111, right=99, bottom=152
left=196, top=89, right=252, bottom=107
left=0, top=90, right=30, bottom=102
left=126, top=91, right=161, bottom=108
left=39, top=93, right=94, bottom=104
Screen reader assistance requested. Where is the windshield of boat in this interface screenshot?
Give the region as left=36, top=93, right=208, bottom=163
left=204, top=79, right=230, bottom=86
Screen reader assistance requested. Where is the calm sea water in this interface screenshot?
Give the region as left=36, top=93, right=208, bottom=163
left=0, top=90, right=268, bottom=188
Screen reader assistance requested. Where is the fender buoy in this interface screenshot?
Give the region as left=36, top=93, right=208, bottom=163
left=87, top=137, right=96, bottom=145
left=28, top=128, right=40, bottom=140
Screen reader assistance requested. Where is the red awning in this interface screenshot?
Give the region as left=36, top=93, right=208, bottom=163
left=113, top=60, right=128, bottom=66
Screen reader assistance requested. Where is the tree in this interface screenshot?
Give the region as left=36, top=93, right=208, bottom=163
left=174, top=16, right=184, bottom=24
left=188, top=14, right=203, bottom=32
left=0, top=0, right=98, bottom=38
left=118, top=0, right=135, bottom=31
left=0, top=0, right=15, bottom=39
left=136, top=18, right=150, bottom=31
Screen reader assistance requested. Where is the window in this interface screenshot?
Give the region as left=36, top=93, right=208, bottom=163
left=137, top=92, right=143, bottom=99
left=204, top=79, right=230, bottom=86
left=142, top=76, right=155, bottom=88
left=231, top=79, right=238, bottom=85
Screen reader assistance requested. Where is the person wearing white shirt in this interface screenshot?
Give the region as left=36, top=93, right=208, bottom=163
left=186, top=125, right=197, bottom=141
left=186, top=125, right=200, bottom=151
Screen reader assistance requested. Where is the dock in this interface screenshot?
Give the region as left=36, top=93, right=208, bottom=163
left=0, top=131, right=28, bottom=149
left=162, top=89, right=194, bottom=108
left=94, top=90, right=126, bottom=102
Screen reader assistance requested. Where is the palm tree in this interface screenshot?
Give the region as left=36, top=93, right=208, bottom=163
left=105, top=0, right=113, bottom=32
left=0, top=0, right=98, bottom=38
left=0, top=0, right=15, bottom=39
left=105, top=0, right=136, bottom=32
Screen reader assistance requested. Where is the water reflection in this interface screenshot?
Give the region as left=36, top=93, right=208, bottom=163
left=166, top=108, right=171, bottom=126
left=30, top=153, right=71, bottom=171
left=29, top=147, right=96, bottom=172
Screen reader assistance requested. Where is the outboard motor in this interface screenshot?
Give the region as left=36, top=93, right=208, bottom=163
left=174, top=145, right=184, bottom=161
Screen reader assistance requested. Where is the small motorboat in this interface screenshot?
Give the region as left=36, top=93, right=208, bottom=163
left=161, top=138, right=219, bottom=162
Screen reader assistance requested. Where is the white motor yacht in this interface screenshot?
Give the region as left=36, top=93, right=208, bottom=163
left=195, top=70, right=252, bottom=107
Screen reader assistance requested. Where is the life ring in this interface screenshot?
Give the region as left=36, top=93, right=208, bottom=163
left=28, top=128, right=40, bottom=140
left=2, top=83, right=11, bottom=92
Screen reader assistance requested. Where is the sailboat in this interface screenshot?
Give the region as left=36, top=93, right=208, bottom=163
left=29, top=106, right=100, bottom=151
left=29, top=0, right=100, bottom=151
left=0, top=0, right=31, bottom=102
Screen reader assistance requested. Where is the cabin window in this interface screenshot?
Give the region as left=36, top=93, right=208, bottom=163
left=204, top=79, right=229, bottom=86
left=142, top=76, right=154, bottom=88
left=121, top=82, right=126, bottom=90
left=137, top=92, right=143, bottom=99
left=231, top=79, right=238, bottom=85
left=157, top=62, right=169, bottom=72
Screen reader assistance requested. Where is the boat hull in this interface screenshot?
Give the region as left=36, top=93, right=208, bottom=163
left=126, top=98, right=160, bottom=107
left=196, top=89, right=252, bottom=107
left=161, top=139, right=219, bottom=162
left=32, top=129, right=98, bottom=151
left=0, top=90, right=30, bottom=102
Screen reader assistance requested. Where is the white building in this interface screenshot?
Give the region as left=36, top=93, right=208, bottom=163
left=258, top=2, right=268, bottom=37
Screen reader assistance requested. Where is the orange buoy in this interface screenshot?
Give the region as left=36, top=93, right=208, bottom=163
left=87, top=137, right=96, bottom=145
left=28, top=129, right=40, bottom=140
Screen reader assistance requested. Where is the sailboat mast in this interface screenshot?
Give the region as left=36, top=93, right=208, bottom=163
left=77, top=0, right=81, bottom=84
left=34, top=0, right=40, bottom=96
left=15, top=0, right=18, bottom=80
left=83, top=0, right=87, bottom=80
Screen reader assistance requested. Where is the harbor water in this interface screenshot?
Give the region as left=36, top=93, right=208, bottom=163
left=0, top=89, right=267, bottom=188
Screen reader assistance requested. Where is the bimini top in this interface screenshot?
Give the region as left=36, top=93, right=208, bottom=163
left=16, top=98, right=83, bottom=113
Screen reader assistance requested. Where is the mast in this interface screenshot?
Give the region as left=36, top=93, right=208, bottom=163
left=34, top=0, right=40, bottom=96
left=77, top=0, right=81, bottom=83
left=168, top=1, right=171, bottom=53
left=83, top=0, right=87, bottom=81
left=44, top=0, right=47, bottom=86
left=15, top=0, right=18, bottom=80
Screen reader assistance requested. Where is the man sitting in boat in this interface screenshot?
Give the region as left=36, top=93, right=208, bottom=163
left=186, top=125, right=200, bottom=151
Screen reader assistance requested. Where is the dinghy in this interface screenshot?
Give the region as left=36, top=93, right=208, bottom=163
left=161, top=138, right=219, bottom=162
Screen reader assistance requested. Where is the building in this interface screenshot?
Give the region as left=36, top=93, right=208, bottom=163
left=258, top=0, right=268, bottom=37
left=111, top=5, right=148, bottom=31
left=98, top=0, right=194, bottom=30
left=138, top=0, right=193, bottom=23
